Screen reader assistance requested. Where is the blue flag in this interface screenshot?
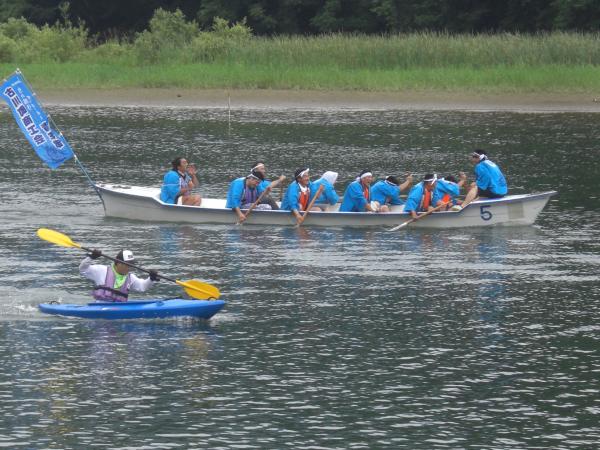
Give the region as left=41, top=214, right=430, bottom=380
left=1, top=72, right=74, bottom=169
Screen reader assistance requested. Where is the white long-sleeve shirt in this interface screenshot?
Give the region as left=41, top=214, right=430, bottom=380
left=79, top=257, right=154, bottom=293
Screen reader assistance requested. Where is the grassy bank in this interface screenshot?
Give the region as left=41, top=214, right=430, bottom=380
left=3, top=62, right=599, bottom=94
left=1, top=11, right=600, bottom=93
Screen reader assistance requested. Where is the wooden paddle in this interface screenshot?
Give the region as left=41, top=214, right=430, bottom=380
left=296, top=184, right=325, bottom=227
left=238, top=175, right=286, bottom=224
left=36, top=228, right=221, bottom=300
left=388, top=201, right=450, bottom=232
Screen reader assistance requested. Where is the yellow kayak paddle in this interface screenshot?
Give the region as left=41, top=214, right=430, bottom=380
left=36, top=228, right=221, bottom=300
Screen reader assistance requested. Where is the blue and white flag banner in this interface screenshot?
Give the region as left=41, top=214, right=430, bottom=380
left=1, top=71, right=74, bottom=169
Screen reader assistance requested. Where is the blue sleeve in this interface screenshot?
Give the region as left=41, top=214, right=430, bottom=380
left=433, top=180, right=459, bottom=205
left=281, top=183, right=300, bottom=211
left=160, top=171, right=180, bottom=204
left=387, top=185, right=404, bottom=205
left=340, top=181, right=368, bottom=212
left=312, top=180, right=338, bottom=205
left=475, top=164, right=492, bottom=190
left=403, top=185, right=423, bottom=213
left=259, top=180, right=270, bottom=190
left=225, top=179, right=244, bottom=209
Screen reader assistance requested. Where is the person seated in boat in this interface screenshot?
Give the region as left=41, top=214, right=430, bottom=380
left=403, top=173, right=439, bottom=219
left=311, top=171, right=339, bottom=210
left=79, top=249, right=158, bottom=303
left=370, top=174, right=413, bottom=211
left=339, top=170, right=381, bottom=212
left=432, top=172, right=467, bottom=210
left=226, top=170, right=270, bottom=223
left=453, top=149, right=507, bottom=211
left=250, top=161, right=280, bottom=210
left=160, top=156, right=201, bottom=206
left=281, top=167, right=320, bottom=222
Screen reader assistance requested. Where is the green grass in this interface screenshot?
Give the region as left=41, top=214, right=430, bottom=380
left=3, top=62, right=599, bottom=94
left=2, top=31, right=600, bottom=93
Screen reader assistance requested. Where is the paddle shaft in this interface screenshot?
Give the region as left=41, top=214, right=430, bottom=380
left=79, top=245, right=180, bottom=283
left=242, top=175, right=286, bottom=220
left=297, top=184, right=325, bottom=225
left=389, top=201, right=450, bottom=231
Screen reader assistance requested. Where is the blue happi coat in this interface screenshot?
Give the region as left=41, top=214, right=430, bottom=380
left=281, top=181, right=316, bottom=212
left=475, top=160, right=507, bottom=195
left=339, top=180, right=370, bottom=212
left=226, top=177, right=266, bottom=209
left=160, top=170, right=189, bottom=204
left=311, top=178, right=339, bottom=206
left=432, top=179, right=461, bottom=206
left=370, top=180, right=404, bottom=205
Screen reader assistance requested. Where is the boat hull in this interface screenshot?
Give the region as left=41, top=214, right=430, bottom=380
left=96, top=184, right=556, bottom=228
left=39, top=299, right=225, bottom=320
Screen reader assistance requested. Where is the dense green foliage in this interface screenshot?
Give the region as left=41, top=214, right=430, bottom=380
left=1, top=9, right=599, bottom=93
left=0, top=0, right=599, bottom=36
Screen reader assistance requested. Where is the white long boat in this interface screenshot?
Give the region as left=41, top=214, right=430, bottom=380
left=95, top=183, right=556, bottom=229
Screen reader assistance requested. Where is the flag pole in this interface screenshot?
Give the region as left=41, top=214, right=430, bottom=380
left=15, top=68, right=103, bottom=202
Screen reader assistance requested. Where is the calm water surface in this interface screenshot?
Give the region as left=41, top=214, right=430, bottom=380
left=1, top=106, right=600, bottom=449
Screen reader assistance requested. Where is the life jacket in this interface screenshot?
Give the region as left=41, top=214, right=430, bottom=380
left=441, top=193, right=451, bottom=204
left=93, top=266, right=132, bottom=302
left=299, top=186, right=310, bottom=211
left=421, top=188, right=432, bottom=211
left=362, top=183, right=370, bottom=202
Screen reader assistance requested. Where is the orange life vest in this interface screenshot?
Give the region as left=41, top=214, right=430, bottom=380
left=422, top=189, right=432, bottom=210
left=299, top=188, right=310, bottom=211
left=362, top=184, right=370, bottom=202
left=441, top=193, right=451, bottom=204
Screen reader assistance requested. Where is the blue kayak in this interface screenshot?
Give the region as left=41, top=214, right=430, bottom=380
left=38, top=299, right=225, bottom=320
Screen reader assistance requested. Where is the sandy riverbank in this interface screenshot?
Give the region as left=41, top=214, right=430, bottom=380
left=32, top=88, right=600, bottom=113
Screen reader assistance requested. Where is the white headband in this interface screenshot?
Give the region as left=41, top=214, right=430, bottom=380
left=248, top=173, right=261, bottom=181
left=472, top=152, right=486, bottom=161
left=360, top=172, right=372, bottom=179
left=424, top=174, right=437, bottom=183
left=299, top=168, right=310, bottom=178
left=252, top=163, right=265, bottom=171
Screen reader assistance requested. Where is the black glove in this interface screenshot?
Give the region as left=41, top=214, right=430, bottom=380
left=148, top=269, right=159, bottom=282
left=89, top=249, right=102, bottom=260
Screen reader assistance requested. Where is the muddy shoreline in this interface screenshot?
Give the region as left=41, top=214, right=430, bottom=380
left=20, top=88, right=600, bottom=112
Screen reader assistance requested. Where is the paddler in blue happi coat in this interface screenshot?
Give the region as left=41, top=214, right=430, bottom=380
left=403, top=173, right=439, bottom=219
left=370, top=174, right=413, bottom=211
left=160, top=156, right=201, bottom=206
left=432, top=173, right=467, bottom=210
left=281, top=167, right=319, bottom=222
left=453, top=149, right=507, bottom=211
left=226, top=170, right=269, bottom=223
left=80, top=249, right=157, bottom=302
left=310, top=171, right=339, bottom=210
left=339, top=170, right=381, bottom=212
left=250, top=161, right=280, bottom=210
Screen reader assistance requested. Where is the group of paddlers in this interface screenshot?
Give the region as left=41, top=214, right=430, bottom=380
left=159, top=149, right=508, bottom=225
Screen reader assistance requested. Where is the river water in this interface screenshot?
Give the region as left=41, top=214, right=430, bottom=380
left=1, top=106, right=599, bottom=449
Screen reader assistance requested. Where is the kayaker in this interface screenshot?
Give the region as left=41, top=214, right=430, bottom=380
left=339, top=170, right=380, bottom=212
left=281, top=167, right=319, bottom=222
left=250, top=161, right=280, bottom=210
left=453, top=149, right=507, bottom=211
left=226, top=170, right=269, bottom=223
left=160, top=156, right=201, bottom=206
left=403, top=173, right=439, bottom=219
left=433, top=173, right=467, bottom=210
left=311, top=171, right=339, bottom=210
left=370, top=174, right=413, bottom=212
left=79, top=249, right=158, bottom=302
